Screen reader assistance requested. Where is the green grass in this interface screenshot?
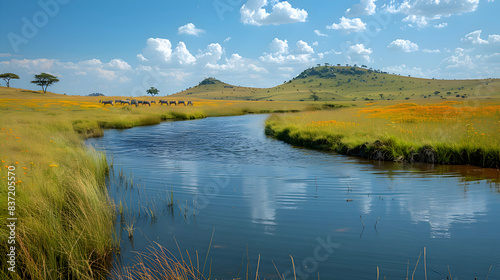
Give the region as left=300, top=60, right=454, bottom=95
left=265, top=98, right=500, bottom=168
left=173, top=66, right=500, bottom=102
left=0, top=86, right=319, bottom=279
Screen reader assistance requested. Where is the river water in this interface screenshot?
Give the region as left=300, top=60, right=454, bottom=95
left=86, top=114, right=500, bottom=279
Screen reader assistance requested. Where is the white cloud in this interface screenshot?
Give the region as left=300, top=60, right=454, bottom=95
left=137, top=54, right=148, bottom=62
left=312, top=41, right=319, bottom=46
left=206, top=53, right=243, bottom=71
left=224, top=37, right=231, bottom=43
left=260, top=38, right=315, bottom=64
left=402, top=15, right=433, bottom=28
left=462, top=30, right=500, bottom=45
left=269, top=38, right=289, bottom=54
left=422, top=49, right=440, bottom=53
left=346, top=0, right=377, bottom=16
left=196, top=43, right=224, bottom=65
left=346, top=43, right=372, bottom=63
left=142, top=38, right=173, bottom=63
left=388, top=39, right=419, bottom=52
left=248, top=64, right=268, bottom=73
left=442, top=47, right=475, bottom=70
left=388, top=0, right=480, bottom=28
left=434, top=22, right=447, bottom=28
left=177, top=23, right=205, bottom=36
left=326, top=17, right=367, bottom=33
left=295, top=40, right=314, bottom=54
left=240, top=0, right=308, bottom=26
left=173, top=42, right=196, bottom=65
left=314, top=30, right=328, bottom=37
left=107, top=59, right=131, bottom=71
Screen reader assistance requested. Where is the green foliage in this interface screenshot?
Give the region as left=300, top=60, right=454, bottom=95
left=0, top=73, right=20, bottom=87
left=146, top=87, right=160, bottom=96
left=30, top=73, right=59, bottom=93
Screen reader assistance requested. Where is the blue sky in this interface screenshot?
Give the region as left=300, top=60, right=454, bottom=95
left=0, top=0, right=498, bottom=96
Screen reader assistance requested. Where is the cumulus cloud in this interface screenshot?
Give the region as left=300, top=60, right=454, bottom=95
left=295, top=40, right=314, bottom=54
left=388, top=0, right=480, bottom=28
left=259, top=38, right=315, bottom=64
left=173, top=42, right=196, bottom=65
left=269, top=38, right=289, bottom=54
left=107, top=59, right=132, bottom=71
left=346, top=43, right=372, bottom=63
left=177, top=23, right=205, bottom=36
left=326, top=17, right=367, bottom=33
left=346, top=0, right=377, bottom=16
left=240, top=0, right=308, bottom=26
left=462, top=30, right=500, bottom=45
left=388, top=39, right=419, bottom=52
left=196, top=43, right=224, bottom=65
left=142, top=38, right=173, bottom=63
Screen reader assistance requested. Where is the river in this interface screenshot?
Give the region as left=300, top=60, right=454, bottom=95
left=86, top=114, right=500, bottom=279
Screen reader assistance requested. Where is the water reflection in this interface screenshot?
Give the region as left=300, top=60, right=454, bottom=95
left=86, top=114, right=500, bottom=279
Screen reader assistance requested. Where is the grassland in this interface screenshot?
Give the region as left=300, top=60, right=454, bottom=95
left=173, top=66, right=500, bottom=102
left=0, top=86, right=318, bottom=279
left=265, top=98, right=500, bottom=168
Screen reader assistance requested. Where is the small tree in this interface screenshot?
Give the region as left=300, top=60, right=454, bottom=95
left=379, top=93, right=384, bottom=99
left=310, top=91, right=319, bottom=101
left=0, top=73, right=20, bottom=87
left=31, top=73, right=59, bottom=93
left=146, top=87, right=160, bottom=96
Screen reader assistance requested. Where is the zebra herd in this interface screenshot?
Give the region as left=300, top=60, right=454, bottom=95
left=99, top=99, right=193, bottom=107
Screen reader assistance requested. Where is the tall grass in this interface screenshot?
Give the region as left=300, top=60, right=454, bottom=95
left=0, top=115, right=115, bottom=279
left=0, top=86, right=320, bottom=278
left=265, top=99, right=500, bottom=168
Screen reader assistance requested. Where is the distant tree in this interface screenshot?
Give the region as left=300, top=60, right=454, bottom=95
left=310, top=91, right=319, bottom=101
left=0, top=73, right=20, bottom=87
left=434, top=91, right=440, bottom=96
left=361, top=65, right=367, bottom=68
left=447, top=92, right=452, bottom=95
left=146, top=87, right=160, bottom=96
left=379, top=93, right=384, bottom=99
left=337, top=64, right=341, bottom=67
left=325, top=63, right=330, bottom=66
left=30, top=73, right=59, bottom=93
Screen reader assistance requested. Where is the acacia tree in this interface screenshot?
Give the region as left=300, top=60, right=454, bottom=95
left=0, top=73, right=20, bottom=87
left=31, top=73, right=59, bottom=93
left=146, top=87, right=159, bottom=96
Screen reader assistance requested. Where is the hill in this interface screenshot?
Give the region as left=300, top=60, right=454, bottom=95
left=173, top=66, right=500, bottom=101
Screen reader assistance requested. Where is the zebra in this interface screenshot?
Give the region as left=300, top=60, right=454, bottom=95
left=99, top=100, right=113, bottom=106
left=178, top=100, right=186, bottom=106
left=159, top=100, right=169, bottom=105
left=169, top=101, right=177, bottom=106
left=115, top=100, right=130, bottom=105
left=187, top=101, right=194, bottom=106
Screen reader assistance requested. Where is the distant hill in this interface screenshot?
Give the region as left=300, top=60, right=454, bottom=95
left=172, top=66, right=500, bottom=101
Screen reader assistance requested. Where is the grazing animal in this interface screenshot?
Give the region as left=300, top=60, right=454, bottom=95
left=159, top=100, right=169, bottom=105
left=100, top=100, right=113, bottom=106
left=150, top=100, right=156, bottom=104
left=115, top=100, right=130, bottom=105
left=138, top=100, right=144, bottom=104
left=187, top=101, right=193, bottom=106
left=178, top=100, right=186, bottom=106
left=169, top=101, right=177, bottom=106
left=143, top=101, right=151, bottom=106
left=130, top=100, right=139, bottom=107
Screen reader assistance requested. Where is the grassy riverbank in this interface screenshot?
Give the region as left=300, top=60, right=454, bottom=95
left=266, top=99, right=500, bottom=168
left=0, top=86, right=318, bottom=279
